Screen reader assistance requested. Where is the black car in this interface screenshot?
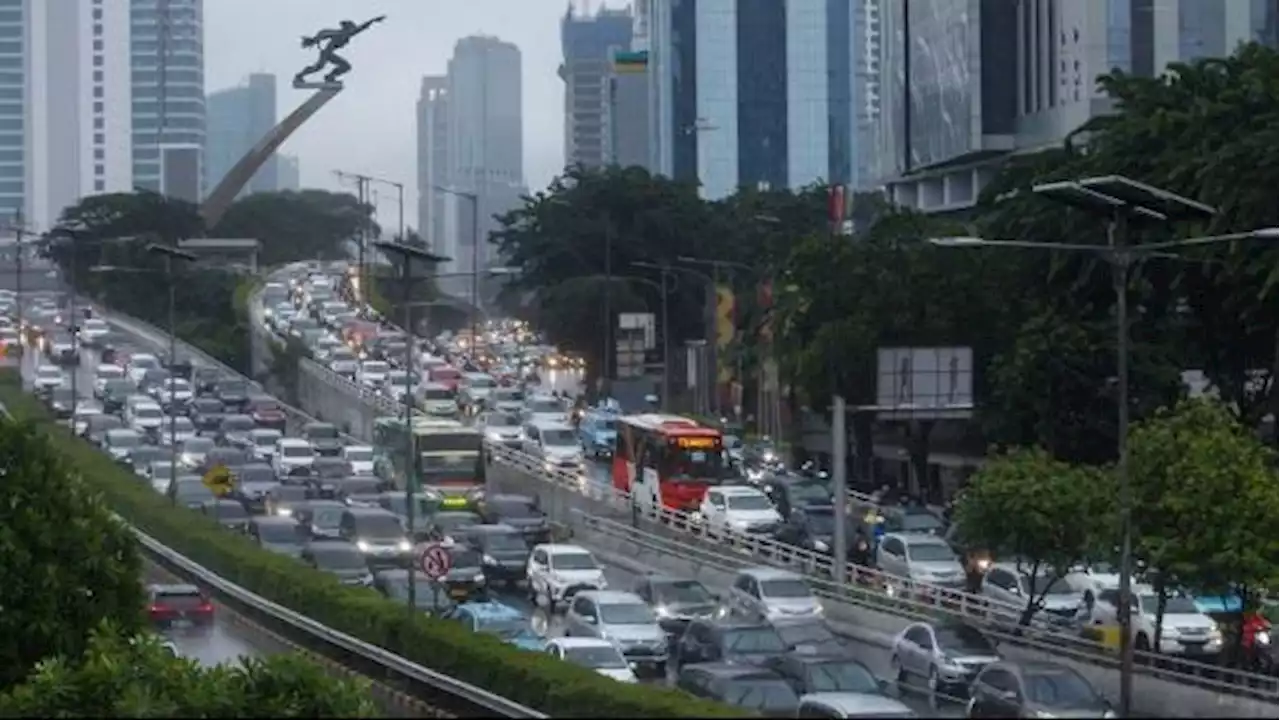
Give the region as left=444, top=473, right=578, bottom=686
left=461, top=523, right=530, bottom=585
left=372, top=568, right=448, bottom=612
left=167, top=359, right=194, bottom=380
left=301, top=540, right=371, bottom=586
left=264, top=484, right=310, bottom=518
left=188, top=397, right=225, bottom=434
left=46, top=386, right=75, bottom=419
left=773, top=505, right=855, bottom=556
left=969, top=661, right=1112, bottom=719
left=762, top=477, right=833, bottom=518
left=632, top=574, right=722, bottom=639
left=214, top=378, right=252, bottom=410
left=294, top=500, right=347, bottom=540
left=247, top=516, right=304, bottom=558
left=230, top=464, right=279, bottom=513
left=420, top=510, right=483, bottom=543
left=762, top=652, right=884, bottom=696
left=200, top=499, right=250, bottom=532
left=476, top=494, right=549, bottom=544
left=769, top=618, right=846, bottom=654
left=674, top=663, right=799, bottom=717
left=673, top=619, right=790, bottom=669
left=193, top=367, right=222, bottom=396
left=101, top=379, right=134, bottom=414
left=312, top=457, right=354, bottom=481
left=302, top=422, right=343, bottom=457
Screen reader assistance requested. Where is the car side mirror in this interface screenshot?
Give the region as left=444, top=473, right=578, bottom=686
left=584, top=615, right=598, bottom=624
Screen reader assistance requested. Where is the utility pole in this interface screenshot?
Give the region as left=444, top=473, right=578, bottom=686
left=336, top=170, right=409, bottom=310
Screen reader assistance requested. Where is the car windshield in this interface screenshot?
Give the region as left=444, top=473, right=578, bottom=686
left=50, top=388, right=74, bottom=404
left=284, top=444, right=315, bottom=458
left=549, top=552, right=597, bottom=571
left=135, top=406, right=162, bottom=419
left=897, top=511, right=944, bottom=533
left=806, top=659, right=879, bottom=693
left=423, top=387, right=454, bottom=400
left=338, top=478, right=380, bottom=495
left=254, top=433, right=280, bottom=447
left=312, top=548, right=367, bottom=570
left=469, top=377, right=496, bottom=388
left=722, top=627, right=788, bottom=654
left=256, top=522, right=299, bottom=544
left=723, top=679, right=799, bottom=711
left=37, top=367, right=62, bottom=379
left=726, top=494, right=773, bottom=511
left=183, top=438, right=215, bottom=453
left=1025, top=575, right=1073, bottom=596
left=362, top=362, right=389, bottom=374
left=908, top=543, right=957, bottom=563
left=494, top=389, right=523, bottom=401
left=489, top=413, right=521, bottom=427
left=600, top=602, right=655, bottom=625
left=934, top=625, right=996, bottom=654
left=541, top=429, right=576, bottom=447
left=491, top=499, right=540, bottom=519
left=481, top=532, right=528, bottom=552
left=1141, top=594, right=1200, bottom=614
left=307, top=426, right=339, bottom=440
left=217, top=381, right=248, bottom=395
left=97, top=366, right=123, bottom=378
left=345, top=448, right=373, bottom=462
left=433, top=513, right=481, bottom=535
left=166, top=417, right=194, bottom=432
left=448, top=547, right=482, bottom=568
left=355, top=516, right=404, bottom=539
left=760, top=579, right=812, bottom=599
left=529, top=400, right=562, bottom=414
left=149, top=461, right=175, bottom=476
left=107, top=432, right=140, bottom=448
left=131, top=357, right=159, bottom=370
left=776, top=620, right=836, bottom=647
left=653, top=579, right=715, bottom=605
left=1023, top=669, right=1100, bottom=708
left=563, top=645, right=628, bottom=669
left=474, top=616, right=530, bottom=639
left=787, top=481, right=831, bottom=506
left=223, top=416, right=255, bottom=431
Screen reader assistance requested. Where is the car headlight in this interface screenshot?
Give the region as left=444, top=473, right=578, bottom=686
left=356, top=540, right=370, bottom=552
left=482, top=554, right=497, bottom=565
left=397, top=540, right=412, bottom=552
left=275, top=507, right=292, bottom=517
left=974, top=557, right=992, bottom=571
left=654, top=605, right=671, bottom=618
left=812, top=539, right=830, bottom=552
left=1208, top=626, right=1222, bottom=641
left=472, top=573, right=486, bottom=583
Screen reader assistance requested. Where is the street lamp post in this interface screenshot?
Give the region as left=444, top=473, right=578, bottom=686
left=433, top=186, right=482, bottom=346
left=374, top=239, right=452, bottom=613
left=930, top=174, right=1276, bottom=718
left=149, top=243, right=199, bottom=476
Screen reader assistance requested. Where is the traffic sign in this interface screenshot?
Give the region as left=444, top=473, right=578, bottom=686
left=201, top=464, right=234, bottom=497
left=418, top=542, right=453, bottom=580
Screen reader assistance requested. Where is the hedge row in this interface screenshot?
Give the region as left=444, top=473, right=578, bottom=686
left=0, top=371, right=742, bottom=718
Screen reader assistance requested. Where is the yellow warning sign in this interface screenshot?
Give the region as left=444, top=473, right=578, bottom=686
left=202, top=464, right=234, bottom=497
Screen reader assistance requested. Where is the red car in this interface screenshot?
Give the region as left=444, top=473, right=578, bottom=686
left=248, top=397, right=287, bottom=431
left=146, top=583, right=214, bottom=628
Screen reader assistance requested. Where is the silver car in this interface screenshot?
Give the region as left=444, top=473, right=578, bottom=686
left=727, top=567, right=824, bottom=622
left=876, top=532, right=967, bottom=589
left=564, top=590, right=668, bottom=673
left=890, top=621, right=1001, bottom=707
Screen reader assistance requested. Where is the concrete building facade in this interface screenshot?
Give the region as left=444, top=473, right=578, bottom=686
left=204, top=72, right=277, bottom=198
left=561, top=5, right=633, bottom=170
left=415, top=75, right=448, bottom=252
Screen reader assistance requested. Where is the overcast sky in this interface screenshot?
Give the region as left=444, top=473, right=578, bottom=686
left=205, top=0, right=624, bottom=229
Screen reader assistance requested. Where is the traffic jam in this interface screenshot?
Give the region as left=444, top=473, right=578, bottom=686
left=261, top=263, right=1274, bottom=717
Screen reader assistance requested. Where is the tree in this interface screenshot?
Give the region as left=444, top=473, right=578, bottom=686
left=951, top=447, right=1114, bottom=625
left=492, top=165, right=721, bottom=386
left=1127, top=398, right=1278, bottom=654
left=211, top=190, right=378, bottom=267
left=0, top=421, right=147, bottom=690
left=0, top=626, right=377, bottom=717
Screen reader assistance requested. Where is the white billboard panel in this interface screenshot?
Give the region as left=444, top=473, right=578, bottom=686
left=876, top=347, right=974, bottom=417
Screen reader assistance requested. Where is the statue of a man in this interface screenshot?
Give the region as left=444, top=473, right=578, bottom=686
left=294, top=16, right=385, bottom=85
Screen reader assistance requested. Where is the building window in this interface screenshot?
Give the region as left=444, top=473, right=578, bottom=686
left=93, top=70, right=103, bottom=82
left=93, top=40, right=103, bottom=51
left=93, top=117, right=103, bottom=129
left=94, top=149, right=104, bottom=160
left=94, top=164, right=104, bottom=176
left=93, top=102, right=103, bottom=113
left=93, top=55, right=103, bottom=67
left=94, top=133, right=104, bottom=144
left=92, top=8, right=102, bottom=20
left=93, top=86, right=102, bottom=98
left=94, top=24, right=102, bottom=36
left=95, top=180, right=105, bottom=192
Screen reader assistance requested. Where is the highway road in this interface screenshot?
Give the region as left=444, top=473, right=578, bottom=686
left=17, top=327, right=267, bottom=669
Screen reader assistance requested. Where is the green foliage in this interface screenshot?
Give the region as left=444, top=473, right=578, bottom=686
left=0, top=371, right=746, bottom=719
left=1128, top=398, right=1278, bottom=602
left=0, top=625, right=377, bottom=717
left=211, top=190, right=378, bottom=267
left=0, top=419, right=146, bottom=690
left=952, top=447, right=1113, bottom=624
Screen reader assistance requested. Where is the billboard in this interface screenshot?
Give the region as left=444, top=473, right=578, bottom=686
left=715, top=285, right=735, bottom=383
left=875, top=346, right=974, bottom=419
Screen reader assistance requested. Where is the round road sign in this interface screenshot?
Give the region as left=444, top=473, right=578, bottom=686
left=418, top=543, right=453, bottom=580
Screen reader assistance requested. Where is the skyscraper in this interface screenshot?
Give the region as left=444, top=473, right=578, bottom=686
left=877, top=0, right=1278, bottom=212
left=415, top=75, right=448, bottom=251
left=560, top=5, right=633, bottom=170
left=442, top=35, right=524, bottom=288
left=278, top=153, right=299, bottom=191
left=204, top=73, right=277, bottom=198
left=643, top=0, right=866, bottom=199
left=130, top=0, right=205, bottom=203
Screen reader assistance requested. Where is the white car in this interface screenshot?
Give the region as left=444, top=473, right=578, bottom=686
left=152, top=377, right=193, bottom=406
left=125, top=400, right=164, bottom=434
left=177, top=436, right=216, bottom=469
left=1064, top=563, right=1125, bottom=605
left=797, top=692, right=917, bottom=719
left=522, top=395, right=568, bottom=425
left=1088, top=585, right=1222, bottom=656
left=328, top=348, right=359, bottom=377
left=543, top=637, right=637, bottom=683
left=979, top=564, right=1083, bottom=629
left=727, top=567, right=824, bottom=622
left=126, top=353, right=161, bottom=385
left=698, top=485, right=782, bottom=534
left=358, top=360, right=390, bottom=388
left=342, top=444, right=375, bottom=475
left=71, top=402, right=103, bottom=435
left=248, top=428, right=283, bottom=461
left=876, top=532, right=967, bottom=589
left=159, top=416, right=197, bottom=446
left=522, top=421, right=583, bottom=472
left=526, top=543, right=608, bottom=609
left=273, top=437, right=317, bottom=475
left=93, top=364, right=125, bottom=396
left=80, top=317, right=110, bottom=345
left=419, top=383, right=459, bottom=417
left=32, top=364, right=65, bottom=391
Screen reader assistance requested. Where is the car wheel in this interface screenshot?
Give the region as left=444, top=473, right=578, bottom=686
left=891, top=654, right=906, bottom=687
left=1136, top=633, right=1151, bottom=652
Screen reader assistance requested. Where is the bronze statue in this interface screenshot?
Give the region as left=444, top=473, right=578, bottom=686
left=294, top=16, right=385, bottom=86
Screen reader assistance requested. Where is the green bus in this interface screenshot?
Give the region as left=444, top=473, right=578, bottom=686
left=372, top=416, right=485, bottom=496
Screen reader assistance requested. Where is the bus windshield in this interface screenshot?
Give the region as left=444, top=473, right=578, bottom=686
left=663, top=436, right=724, bottom=482
left=416, top=432, right=481, bottom=454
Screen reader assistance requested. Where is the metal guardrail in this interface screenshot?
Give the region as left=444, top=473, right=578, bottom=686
left=268, top=271, right=1280, bottom=702
left=95, top=308, right=545, bottom=718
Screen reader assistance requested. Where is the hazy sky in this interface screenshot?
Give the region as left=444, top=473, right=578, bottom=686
left=205, top=0, right=626, bottom=228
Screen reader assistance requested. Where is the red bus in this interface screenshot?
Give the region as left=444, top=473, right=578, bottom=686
left=612, top=414, right=724, bottom=512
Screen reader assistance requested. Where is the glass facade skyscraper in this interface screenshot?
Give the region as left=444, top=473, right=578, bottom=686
left=204, top=73, right=276, bottom=199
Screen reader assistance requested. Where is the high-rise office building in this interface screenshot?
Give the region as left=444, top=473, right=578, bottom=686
left=204, top=72, right=277, bottom=198
left=878, top=0, right=1278, bottom=212
left=278, top=153, right=299, bottom=191
left=560, top=5, right=633, bottom=170
left=415, top=75, right=448, bottom=251
left=130, top=0, right=204, bottom=203
left=643, top=0, right=866, bottom=200
left=441, top=35, right=524, bottom=291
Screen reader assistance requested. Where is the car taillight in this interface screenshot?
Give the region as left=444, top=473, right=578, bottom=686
left=148, top=604, right=169, bottom=614
left=198, top=601, right=214, bottom=613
